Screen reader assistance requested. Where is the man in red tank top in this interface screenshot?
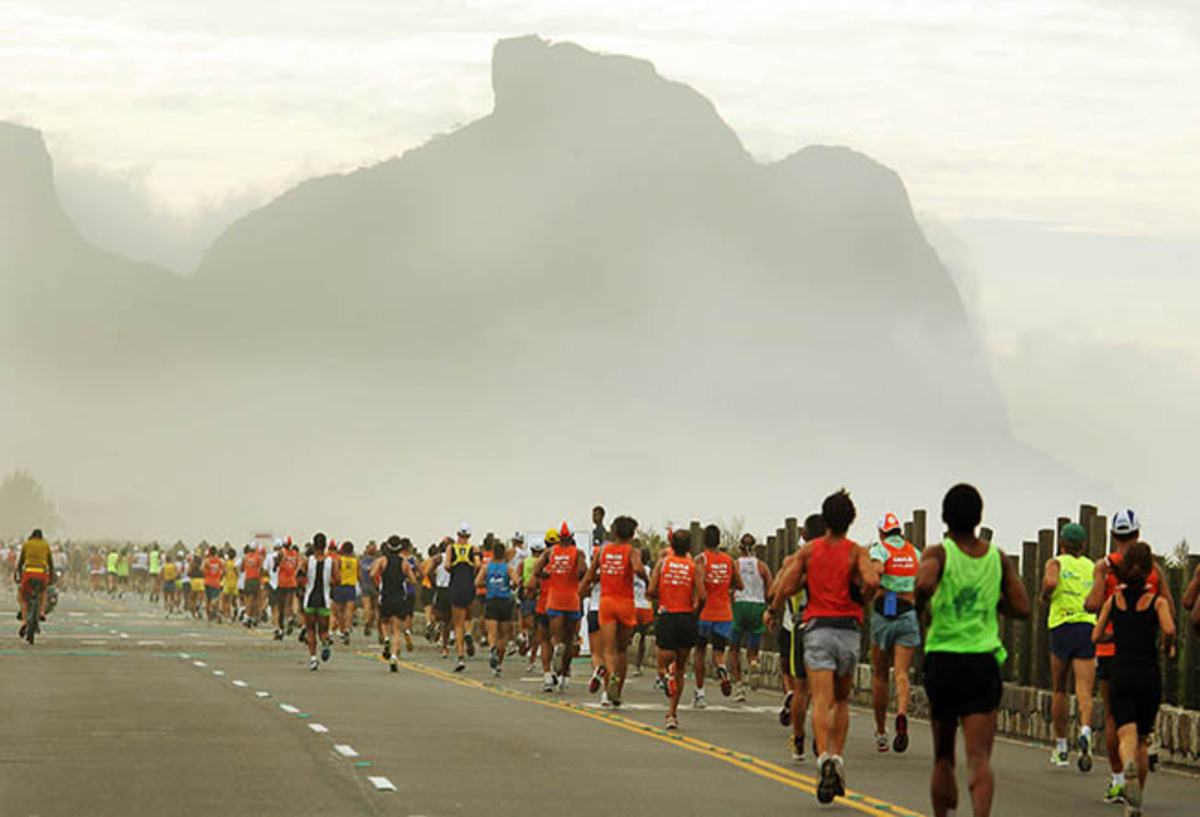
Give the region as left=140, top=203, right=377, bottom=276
left=650, top=529, right=705, bottom=731
left=579, top=515, right=648, bottom=707
left=692, top=524, right=743, bottom=708
left=768, top=490, right=877, bottom=805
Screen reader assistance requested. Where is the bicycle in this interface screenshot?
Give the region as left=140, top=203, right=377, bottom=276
left=24, top=582, right=42, bottom=645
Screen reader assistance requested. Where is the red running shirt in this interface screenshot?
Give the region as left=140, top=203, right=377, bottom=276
left=700, top=550, right=735, bottom=622
left=599, top=543, right=634, bottom=602
left=657, top=555, right=696, bottom=614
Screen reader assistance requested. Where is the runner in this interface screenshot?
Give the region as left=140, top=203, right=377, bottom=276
left=432, top=541, right=453, bottom=657
left=477, top=539, right=517, bottom=676
left=521, top=536, right=548, bottom=674
left=161, top=554, right=179, bottom=615
left=650, top=529, right=705, bottom=730
left=242, top=544, right=265, bottom=630
left=768, top=490, right=878, bottom=804
left=868, top=512, right=921, bottom=754
left=1085, top=509, right=1169, bottom=804
left=332, top=541, right=358, bottom=645
left=148, top=544, right=162, bottom=603
left=106, top=547, right=119, bottom=595
left=916, top=483, right=1030, bottom=817
left=420, top=544, right=437, bottom=642
left=202, top=546, right=224, bottom=621
left=579, top=515, right=648, bottom=706
left=15, top=529, right=53, bottom=636
left=399, top=540, right=420, bottom=652
left=221, top=548, right=238, bottom=622
left=187, top=549, right=204, bottom=618
left=1091, top=541, right=1175, bottom=817
left=730, top=533, right=772, bottom=702
left=532, top=523, right=586, bottom=691
left=132, top=546, right=149, bottom=596
left=1041, top=521, right=1096, bottom=771
left=301, top=533, right=338, bottom=671
left=115, top=547, right=131, bottom=597
left=693, top=524, right=743, bottom=708
left=359, top=541, right=380, bottom=639
left=632, top=546, right=654, bottom=676
left=274, top=541, right=301, bottom=639
left=768, top=513, right=825, bottom=762
left=88, top=548, right=105, bottom=594
left=444, top=523, right=479, bottom=672
left=371, top=535, right=420, bottom=673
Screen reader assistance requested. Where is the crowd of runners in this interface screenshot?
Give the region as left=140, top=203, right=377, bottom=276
left=7, top=487, right=1200, bottom=817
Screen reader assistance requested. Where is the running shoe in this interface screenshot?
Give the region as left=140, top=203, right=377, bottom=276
left=1122, top=759, right=1142, bottom=815
left=309, top=656, right=319, bottom=672
left=389, top=658, right=398, bottom=674
left=339, top=631, right=350, bottom=646
left=779, top=691, right=794, bottom=727
left=297, top=627, right=307, bottom=643
left=464, top=632, right=475, bottom=657
left=320, top=643, right=331, bottom=662
left=606, top=673, right=622, bottom=707
left=552, top=643, right=567, bottom=676
left=600, top=693, right=612, bottom=709
left=1148, top=736, right=1159, bottom=773
left=589, top=665, right=607, bottom=694
left=692, top=691, right=707, bottom=710
left=454, top=658, right=466, bottom=673
left=542, top=673, right=556, bottom=692
left=489, top=646, right=499, bottom=671
left=717, top=665, right=732, bottom=697
left=273, top=629, right=284, bottom=641
left=876, top=732, right=890, bottom=753
left=558, top=676, right=570, bottom=692
left=1050, top=748, right=1069, bottom=768
left=665, top=715, right=679, bottom=731
left=790, top=734, right=806, bottom=763
left=1077, top=732, right=1093, bottom=773
left=517, top=631, right=528, bottom=655
left=816, top=755, right=838, bottom=804
left=833, top=756, right=846, bottom=797
left=18, top=624, right=26, bottom=638
left=893, top=713, right=909, bottom=753
left=1104, top=782, right=1126, bottom=804
left=382, top=637, right=392, bottom=660
left=733, top=682, right=748, bottom=703
left=492, top=666, right=501, bottom=678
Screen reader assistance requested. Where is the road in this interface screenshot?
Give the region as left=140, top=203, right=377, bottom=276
left=2, top=590, right=1197, bottom=816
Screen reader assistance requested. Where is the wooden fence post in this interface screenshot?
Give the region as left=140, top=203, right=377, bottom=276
left=1002, top=554, right=1019, bottom=682
left=784, top=517, right=799, bottom=557
left=913, top=510, right=927, bottom=549
left=1018, top=540, right=1037, bottom=686
left=1184, top=555, right=1200, bottom=710
left=1165, top=563, right=1183, bottom=705
left=689, top=521, right=702, bottom=556
left=1088, top=514, right=1108, bottom=562
left=1079, top=504, right=1096, bottom=531
left=1033, top=529, right=1054, bottom=689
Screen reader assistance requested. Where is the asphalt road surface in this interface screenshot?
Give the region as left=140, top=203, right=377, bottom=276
left=2, top=590, right=1197, bottom=816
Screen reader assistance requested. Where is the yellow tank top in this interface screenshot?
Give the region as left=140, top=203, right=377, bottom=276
left=163, top=562, right=178, bottom=581
left=1049, top=553, right=1096, bottom=629
left=340, top=556, right=359, bottom=586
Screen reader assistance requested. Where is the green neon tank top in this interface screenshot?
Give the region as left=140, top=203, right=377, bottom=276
left=1049, top=553, right=1095, bottom=629
left=522, top=556, right=538, bottom=585
left=925, top=537, right=1006, bottom=664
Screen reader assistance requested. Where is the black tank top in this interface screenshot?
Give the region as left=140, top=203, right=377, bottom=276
left=380, top=551, right=405, bottom=601
left=1112, top=585, right=1158, bottom=666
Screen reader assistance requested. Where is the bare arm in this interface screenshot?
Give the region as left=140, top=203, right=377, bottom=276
left=1157, top=596, right=1177, bottom=658
left=1084, top=558, right=1109, bottom=613
left=369, top=556, right=386, bottom=583
left=1040, top=557, right=1060, bottom=605
left=1000, top=550, right=1031, bottom=618
left=578, top=557, right=600, bottom=598
left=1092, top=596, right=1115, bottom=643
left=402, top=559, right=418, bottom=585
left=648, top=559, right=663, bottom=599
left=631, top=549, right=649, bottom=586
left=474, top=562, right=487, bottom=589
left=758, top=560, right=773, bottom=591
left=855, top=545, right=880, bottom=603
left=915, top=544, right=946, bottom=613
left=693, top=562, right=706, bottom=609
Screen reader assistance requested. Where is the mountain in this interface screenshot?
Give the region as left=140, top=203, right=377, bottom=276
left=1, top=36, right=1048, bottom=540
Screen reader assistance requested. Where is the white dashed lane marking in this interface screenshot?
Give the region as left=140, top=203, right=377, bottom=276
left=308, top=724, right=329, bottom=733
left=334, top=744, right=359, bottom=758
left=368, top=777, right=396, bottom=792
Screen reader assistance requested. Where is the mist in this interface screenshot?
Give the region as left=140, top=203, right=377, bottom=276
left=1, top=34, right=1193, bottom=555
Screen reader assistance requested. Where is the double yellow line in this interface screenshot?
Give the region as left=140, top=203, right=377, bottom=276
left=359, top=652, right=924, bottom=817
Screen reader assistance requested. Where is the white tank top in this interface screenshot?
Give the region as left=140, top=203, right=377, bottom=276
left=633, top=574, right=651, bottom=610
left=435, top=563, right=451, bottom=588
left=734, top=556, right=765, bottom=603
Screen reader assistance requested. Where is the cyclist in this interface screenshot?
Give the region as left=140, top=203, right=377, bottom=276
left=16, top=529, right=54, bottom=637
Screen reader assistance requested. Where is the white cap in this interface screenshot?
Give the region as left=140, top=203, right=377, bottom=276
left=458, top=522, right=472, bottom=536
left=1111, top=509, right=1139, bottom=536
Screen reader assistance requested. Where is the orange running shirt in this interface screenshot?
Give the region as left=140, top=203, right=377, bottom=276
left=203, top=557, right=224, bottom=588
left=544, top=545, right=581, bottom=612
left=277, top=551, right=299, bottom=588
left=657, top=555, right=696, bottom=614
left=599, top=543, right=635, bottom=602
left=243, top=551, right=263, bottom=581
left=700, top=550, right=735, bottom=622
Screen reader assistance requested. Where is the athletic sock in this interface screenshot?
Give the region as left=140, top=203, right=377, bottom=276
left=1081, top=725, right=1092, bottom=740
left=1112, top=772, right=1125, bottom=786
left=1056, top=738, right=1068, bottom=753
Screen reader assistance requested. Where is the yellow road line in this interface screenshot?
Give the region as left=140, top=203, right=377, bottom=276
left=359, top=653, right=924, bottom=817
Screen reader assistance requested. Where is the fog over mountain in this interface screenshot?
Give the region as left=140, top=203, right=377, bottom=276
left=2, top=37, right=1106, bottom=545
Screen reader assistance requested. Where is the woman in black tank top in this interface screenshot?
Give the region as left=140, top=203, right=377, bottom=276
left=1092, top=542, right=1176, bottom=815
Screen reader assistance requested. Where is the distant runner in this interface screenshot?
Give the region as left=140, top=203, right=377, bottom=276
left=868, top=512, right=921, bottom=754
left=693, top=524, right=742, bottom=708
left=444, top=524, right=479, bottom=672
left=301, top=533, right=338, bottom=671
left=371, top=535, right=419, bottom=673
left=579, top=515, right=648, bottom=706
left=477, top=539, right=516, bottom=676
left=730, top=533, right=772, bottom=702
left=650, top=529, right=705, bottom=731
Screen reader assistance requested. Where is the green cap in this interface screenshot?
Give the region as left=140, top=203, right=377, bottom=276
left=1061, top=523, right=1087, bottom=545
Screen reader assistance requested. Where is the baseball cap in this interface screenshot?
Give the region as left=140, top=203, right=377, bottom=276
left=1111, top=509, right=1139, bottom=536
left=545, top=528, right=561, bottom=545
left=877, top=512, right=902, bottom=535
left=1061, top=523, right=1087, bottom=544
left=530, top=539, right=546, bottom=552
left=458, top=522, right=472, bottom=537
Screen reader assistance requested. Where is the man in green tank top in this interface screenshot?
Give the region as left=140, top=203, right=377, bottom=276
left=916, top=484, right=1030, bottom=817
left=1040, top=522, right=1096, bottom=771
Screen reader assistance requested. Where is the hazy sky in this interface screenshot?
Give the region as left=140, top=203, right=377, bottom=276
left=3, top=0, right=1197, bottom=241
left=3, top=1, right=1198, bottom=544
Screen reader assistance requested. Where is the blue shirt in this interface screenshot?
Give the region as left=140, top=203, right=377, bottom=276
left=485, top=561, right=512, bottom=600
